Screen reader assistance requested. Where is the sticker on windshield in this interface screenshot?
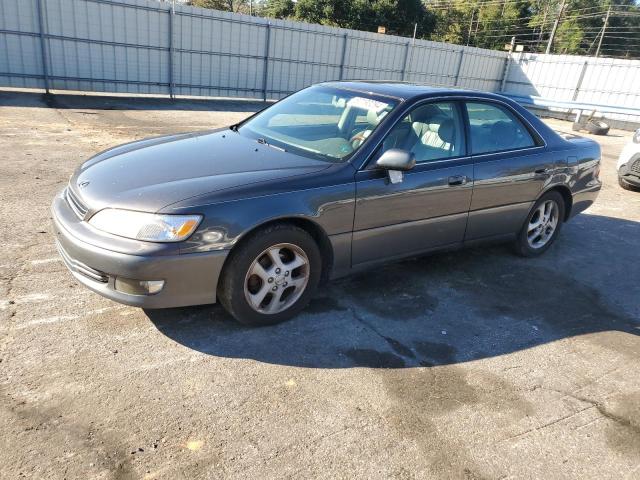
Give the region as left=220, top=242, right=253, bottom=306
left=347, top=97, right=389, bottom=112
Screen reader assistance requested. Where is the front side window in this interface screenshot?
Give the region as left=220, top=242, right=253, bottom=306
left=466, top=102, right=536, bottom=155
left=238, top=86, right=398, bottom=162
left=378, top=102, right=465, bottom=163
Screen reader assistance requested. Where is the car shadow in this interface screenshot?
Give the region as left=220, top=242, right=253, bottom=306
left=145, top=213, right=639, bottom=368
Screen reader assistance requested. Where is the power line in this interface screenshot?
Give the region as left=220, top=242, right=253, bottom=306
left=426, top=1, right=614, bottom=13
left=472, top=24, right=640, bottom=34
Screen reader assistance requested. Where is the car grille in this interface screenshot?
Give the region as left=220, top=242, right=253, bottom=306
left=56, top=242, right=109, bottom=283
left=65, top=187, right=88, bottom=219
left=630, top=159, right=640, bottom=176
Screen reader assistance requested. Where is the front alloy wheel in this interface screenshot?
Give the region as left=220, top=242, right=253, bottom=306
left=244, top=243, right=310, bottom=314
left=218, top=224, right=321, bottom=326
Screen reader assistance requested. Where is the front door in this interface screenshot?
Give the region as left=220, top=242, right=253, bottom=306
left=352, top=101, right=474, bottom=266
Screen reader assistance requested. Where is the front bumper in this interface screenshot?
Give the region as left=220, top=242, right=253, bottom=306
left=52, top=192, right=228, bottom=309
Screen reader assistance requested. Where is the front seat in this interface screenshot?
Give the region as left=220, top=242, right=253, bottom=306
left=421, top=115, right=451, bottom=150
left=399, top=105, right=442, bottom=151
left=436, top=119, right=456, bottom=154
left=406, top=108, right=457, bottom=161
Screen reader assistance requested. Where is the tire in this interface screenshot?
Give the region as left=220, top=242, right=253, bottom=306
left=217, top=223, right=322, bottom=326
left=619, top=175, right=640, bottom=191
left=514, top=191, right=566, bottom=257
left=585, top=119, right=610, bottom=136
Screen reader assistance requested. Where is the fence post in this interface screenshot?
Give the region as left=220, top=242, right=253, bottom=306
left=338, top=33, right=348, bottom=80
left=35, top=0, right=50, bottom=94
left=168, top=1, right=175, bottom=99
left=401, top=42, right=411, bottom=81
left=454, top=49, right=464, bottom=87
left=262, top=22, right=271, bottom=102
left=500, top=54, right=512, bottom=92
left=500, top=37, right=515, bottom=92
left=572, top=60, right=588, bottom=101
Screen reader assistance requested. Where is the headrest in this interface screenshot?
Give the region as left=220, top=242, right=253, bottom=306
left=427, top=114, right=448, bottom=133
left=411, top=105, right=442, bottom=124
left=437, top=119, right=456, bottom=144
left=490, top=121, right=516, bottom=141
left=367, top=109, right=383, bottom=126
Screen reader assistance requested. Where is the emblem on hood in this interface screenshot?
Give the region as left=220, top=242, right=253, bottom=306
left=79, top=181, right=90, bottom=188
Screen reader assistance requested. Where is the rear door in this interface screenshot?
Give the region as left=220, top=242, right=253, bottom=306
left=464, top=100, right=551, bottom=241
left=352, top=101, right=474, bottom=266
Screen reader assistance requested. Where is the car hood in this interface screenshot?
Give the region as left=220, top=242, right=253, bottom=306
left=70, top=129, right=332, bottom=213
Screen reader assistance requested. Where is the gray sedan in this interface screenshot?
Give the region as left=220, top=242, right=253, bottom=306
left=52, top=82, right=602, bottom=325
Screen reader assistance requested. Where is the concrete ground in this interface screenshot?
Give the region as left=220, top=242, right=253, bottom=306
left=0, top=90, right=638, bottom=480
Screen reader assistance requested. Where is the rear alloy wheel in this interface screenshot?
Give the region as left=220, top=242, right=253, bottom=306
left=514, top=191, right=565, bottom=257
left=218, top=224, right=321, bottom=326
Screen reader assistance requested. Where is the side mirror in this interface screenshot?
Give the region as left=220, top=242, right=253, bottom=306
left=376, top=149, right=415, bottom=184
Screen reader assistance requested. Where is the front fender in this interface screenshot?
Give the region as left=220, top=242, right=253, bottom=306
left=173, top=181, right=356, bottom=254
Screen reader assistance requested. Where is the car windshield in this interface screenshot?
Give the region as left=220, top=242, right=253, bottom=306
left=236, top=86, right=399, bottom=162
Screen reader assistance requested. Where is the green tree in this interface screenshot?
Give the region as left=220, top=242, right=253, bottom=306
left=189, top=0, right=640, bottom=59
left=530, top=0, right=640, bottom=57
left=293, top=0, right=355, bottom=27
left=293, top=0, right=430, bottom=36
left=188, top=0, right=247, bottom=13
left=261, top=0, right=295, bottom=19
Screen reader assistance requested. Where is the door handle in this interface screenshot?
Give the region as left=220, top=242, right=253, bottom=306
left=448, top=175, right=468, bottom=186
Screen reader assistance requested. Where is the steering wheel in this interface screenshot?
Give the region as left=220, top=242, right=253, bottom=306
left=350, top=131, right=370, bottom=148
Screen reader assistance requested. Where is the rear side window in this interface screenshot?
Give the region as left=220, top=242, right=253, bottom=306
left=466, top=102, right=536, bottom=155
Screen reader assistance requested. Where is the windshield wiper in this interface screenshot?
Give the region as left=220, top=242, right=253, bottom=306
left=229, top=123, right=239, bottom=132
left=256, top=137, right=286, bottom=152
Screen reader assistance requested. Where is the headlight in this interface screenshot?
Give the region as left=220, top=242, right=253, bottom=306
left=633, top=129, right=640, bottom=144
left=89, top=209, right=202, bottom=242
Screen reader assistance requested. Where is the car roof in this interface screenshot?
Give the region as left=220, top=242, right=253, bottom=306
left=319, top=80, right=507, bottom=102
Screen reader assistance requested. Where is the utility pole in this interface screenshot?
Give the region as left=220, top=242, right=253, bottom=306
left=500, top=36, right=516, bottom=92
left=537, top=3, right=549, bottom=49
left=467, top=9, right=475, bottom=46
left=595, top=5, right=611, bottom=58
left=546, top=0, right=567, bottom=54
left=404, top=22, right=418, bottom=80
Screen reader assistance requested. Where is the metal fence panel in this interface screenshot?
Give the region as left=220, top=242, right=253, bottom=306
left=0, top=0, right=43, bottom=89
left=459, top=47, right=505, bottom=91
left=0, top=0, right=511, bottom=100
left=173, top=5, right=265, bottom=98
left=503, top=52, right=640, bottom=123
left=3, top=0, right=638, bottom=126
left=43, top=0, right=170, bottom=94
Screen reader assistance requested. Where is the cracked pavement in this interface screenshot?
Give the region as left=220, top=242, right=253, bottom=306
left=0, top=90, right=639, bottom=479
